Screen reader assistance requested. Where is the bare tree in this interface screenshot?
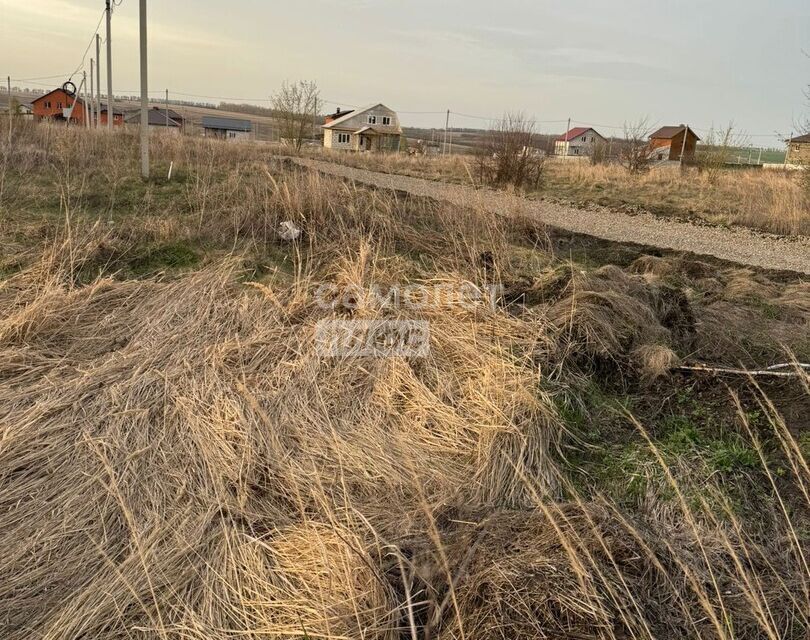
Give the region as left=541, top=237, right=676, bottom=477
left=696, top=123, right=748, bottom=183
left=474, top=112, right=545, bottom=190
left=271, top=80, right=320, bottom=152
left=618, top=118, right=654, bottom=174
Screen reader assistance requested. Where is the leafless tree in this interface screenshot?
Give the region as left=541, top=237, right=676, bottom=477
left=271, top=80, right=320, bottom=152
left=474, top=112, right=545, bottom=190
left=696, top=123, right=748, bottom=183
left=618, top=118, right=654, bottom=174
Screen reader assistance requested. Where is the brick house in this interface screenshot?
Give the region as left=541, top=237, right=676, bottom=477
left=649, top=125, right=700, bottom=162
left=785, top=133, right=810, bottom=165
left=31, top=88, right=88, bottom=125
left=99, top=103, right=126, bottom=126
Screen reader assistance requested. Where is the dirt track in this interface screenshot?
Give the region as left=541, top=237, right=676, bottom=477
left=290, top=157, right=810, bottom=275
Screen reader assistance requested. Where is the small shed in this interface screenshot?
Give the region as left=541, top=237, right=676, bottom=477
left=649, top=125, right=700, bottom=162
left=202, top=116, right=252, bottom=140
left=17, top=103, right=34, bottom=119
left=785, top=133, right=810, bottom=165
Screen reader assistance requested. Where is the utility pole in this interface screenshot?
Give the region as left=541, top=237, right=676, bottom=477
left=7, top=76, right=11, bottom=145
left=83, top=71, right=90, bottom=128
left=165, top=88, right=169, bottom=129
left=443, top=109, right=449, bottom=155
left=105, top=0, right=113, bottom=130
left=139, top=0, right=149, bottom=178
left=564, top=117, right=571, bottom=156
left=90, top=60, right=95, bottom=127
left=679, top=124, right=689, bottom=168
left=95, top=34, right=101, bottom=128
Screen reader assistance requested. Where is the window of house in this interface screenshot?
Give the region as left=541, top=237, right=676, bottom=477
left=338, top=133, right=350, bottom=144
left=581, top=136, right=587, bottom=142
left=382, top=116, right=391, bottom=126
left=367, top=115, right=377, bottom=124
left=57, top=102, right=63, bottom=109
left=44, top=101, right=51, bottom=108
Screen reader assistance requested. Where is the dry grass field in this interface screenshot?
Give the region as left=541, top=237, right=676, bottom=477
left=305, top=149, right=810, bottom=236
left=0, top=123, right=809, bottom=639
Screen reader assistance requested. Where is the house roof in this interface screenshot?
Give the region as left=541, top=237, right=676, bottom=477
left=650, top=125, right=701, bottom=141
left=31, top=88, right=83, bottom=105
left=325, top=108, right=353, bottom=121
left=146, top=106, right=184, bottom=120
left=125, top=109, right=181, bottom=127
left=556, top=127, right=603, bottom=142
left=788, top=133, right=810, bottom=144
left=322, top=103, right=400, bottom=131
left=201, top=116, right=252, bottom=132
left=97, top=103, right=125, bottom=115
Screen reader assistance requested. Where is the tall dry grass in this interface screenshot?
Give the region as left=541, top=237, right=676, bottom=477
left=553, top=162, right=809, bottom=235
left=303, top=147, right=810, bottom=236
left=0, top=126, right=808, bottom=639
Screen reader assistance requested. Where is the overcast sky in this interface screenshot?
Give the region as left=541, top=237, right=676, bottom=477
left=2, top=0, right=808, bottom=143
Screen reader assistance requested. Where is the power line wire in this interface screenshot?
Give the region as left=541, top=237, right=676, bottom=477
left=11, top=73, right=74, bottom=82
left=69, top=9, right=107, bottom=81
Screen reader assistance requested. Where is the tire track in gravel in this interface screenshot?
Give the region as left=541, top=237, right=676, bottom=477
left=288, top=157, right=810, bottom=276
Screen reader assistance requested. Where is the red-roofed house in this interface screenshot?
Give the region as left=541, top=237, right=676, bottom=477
left=554, top=127, right=606, bottom=157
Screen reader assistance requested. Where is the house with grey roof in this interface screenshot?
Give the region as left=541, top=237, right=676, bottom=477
left=202, top=116, right=252, bottom=141
left=124, top=107, right=183, bottom=132
left=322, top=104, right=403, bottom=152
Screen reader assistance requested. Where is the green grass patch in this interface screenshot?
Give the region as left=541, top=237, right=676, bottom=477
left=129, top=242, right=200, bottom=275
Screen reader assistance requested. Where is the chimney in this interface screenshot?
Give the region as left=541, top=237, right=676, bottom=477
left=336, top=107, right=341, bottom=115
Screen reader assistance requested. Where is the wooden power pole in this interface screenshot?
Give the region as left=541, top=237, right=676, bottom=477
left=679, top=124, right=689, bottom=167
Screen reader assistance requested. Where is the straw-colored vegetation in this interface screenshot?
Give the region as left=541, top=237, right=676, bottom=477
left=1, top=123, right=809, bottom=639
left=304, top=148, right=810, bottom=236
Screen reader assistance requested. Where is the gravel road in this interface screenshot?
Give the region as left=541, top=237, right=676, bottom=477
left=290, top=157, right=810, bottom=275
